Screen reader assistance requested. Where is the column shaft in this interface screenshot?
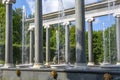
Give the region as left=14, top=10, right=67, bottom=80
left=75, top=0, right=87, bottom=65
left=29, top=30, right=34, bottom=64
left=46, top=27, right=50, bottom=64
left=116, top=15, right=120, bottom=64
left=65, top=24, right=70, bottom=64
left=102, top=23, right=108, bottom=64
left=5, top=3, right=13, bottom=67
left=22, top=6, right=25, bottom=64
left=87, top=19, right=94, bottom=65
left=34, top=0, right=43, bottom=66
left=56, top=30, right=59, bottom=64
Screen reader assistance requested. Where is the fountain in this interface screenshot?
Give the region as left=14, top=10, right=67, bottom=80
left=50, top=0, right=72, bottom=69
left=21, top=6, right=28, bottom=64
left=56, top=30, right=59, bottom=64
left=2, top=0, right=120, bottom=80
left=101, top=0, right=117, bottom=68
left=107, top=0, right=116, bottom=64
left=57, top=0, right=65, bottom=64
left=109, top=0, right=117, bottom=64
left=16, top=6, right=30, bottom=68
left=51, top=29, right=71, bottom=69
left=102, top=22, right=110, bottom=65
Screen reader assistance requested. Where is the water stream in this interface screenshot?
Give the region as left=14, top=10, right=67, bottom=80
left=103, top=23, right=107, bottom=63
left=107, top=0, right=116, bottom=63
left=22, top=6, right=28, bottom=64
left=56, top=0, right=65, bottom=64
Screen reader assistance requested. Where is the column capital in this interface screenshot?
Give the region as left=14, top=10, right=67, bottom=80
left=113, top=13, right=120, bottom=18
left=28, top=23, right=35, bottom=31
left=62, top=21, right=70, bottom=26
left=107, top=0, right=116, bottom=3
left=86, top=17, right=95, bottom=22
left=2, top=0, right=16, bottom=4
left=44, top=25, right=50, bottom=29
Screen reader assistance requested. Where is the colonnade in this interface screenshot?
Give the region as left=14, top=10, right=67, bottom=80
left=86, top=18, right=94, bottom=66
left=28, top=22, right=71, bottom=65
left=28, top=14, right=120, bottom=66
left=3, top=0, right=120, bottom=68
left=115, top=13, right=120, bottom=65
left=86, top=14, right=120, bottom=65
left=3, top=0, right=15, bottom=68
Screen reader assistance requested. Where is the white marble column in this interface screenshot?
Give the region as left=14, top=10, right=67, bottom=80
left=44, top=25, right=50, bottom=65
left=28, top=24, right=34, bottom=65
left=63, top=21, right=70, bottom=64
left=114, top=13, right=120, bottom=65
left=3, top=0, right=16, bottom=68
left=86, top=18, right=95, bottom=66
left=33, top=0, right=44, bottom=68
left=75, top=0, right=87, bottom=68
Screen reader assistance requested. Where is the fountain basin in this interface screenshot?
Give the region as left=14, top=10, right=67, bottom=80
left=50, top=64, right=73, bottom=69
left=16, top=64, right=33, bottom=68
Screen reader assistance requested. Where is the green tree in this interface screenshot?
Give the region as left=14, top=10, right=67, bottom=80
left=104, top=24, right=117, bottom=63
left=93, top=31, right=103, bottom=64
left=13, top=8, right=22, bottom=44
left=50, top=25, right=57, bottom=48
left=70, top=25, right=76, bottom=46
left=0, top=3, right=5, bottom=44
left=69, top=25, right=76, bottom=63
left=12, top=8, right=22, bottom=64
left=0, top=3, right=5, bottom=62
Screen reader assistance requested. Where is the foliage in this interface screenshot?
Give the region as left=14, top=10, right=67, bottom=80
left=13, top=8, right=22, bottom=44
left=13, top=44, right=21, bottom=64
left=0, top=60, right=5, bottom=64
left=93, top=31, right=103, bottom=64
left=50, top=25, right=57, bottom=48
left=12, top=8, right=23, bottom=64
left=70, top=25, right=76, bottom=46
left=0, top=3, right=117, bottom=64
left=49, top=47, right=56, bottom=61
left=0, top=3, right=5, bottom=44
left=69, top=25, right=76, bottom=63
left=104, top=24, right=117, bottom=63
left=0, top=4, right=5, bottom=62
left=49, top=24, right=117, bottom=64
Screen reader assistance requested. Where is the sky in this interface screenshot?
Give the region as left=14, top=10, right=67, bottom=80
left=13, top=0, right=101, bottom=14
left=13, top=0, right=115, bottom=31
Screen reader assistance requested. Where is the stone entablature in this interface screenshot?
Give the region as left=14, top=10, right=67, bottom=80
left=26, top=0, right=120, bottom=26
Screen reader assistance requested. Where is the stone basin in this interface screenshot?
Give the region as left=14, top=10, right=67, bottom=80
left=50, top=64, right=73, bottom=69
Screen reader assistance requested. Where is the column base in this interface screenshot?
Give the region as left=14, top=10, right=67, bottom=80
left=0, top=64, right=3, bottom=67
left=29, top=63, right=34, bottom=65
left=116, top=62, right=120, bottom=65
left=3, top=63, right=14, bottom=68
left=74, top=63, right=87, bottom=69
left=45, top=62, right=49, bottom=65
left=87, top=62, right=95, bottom=66
left=32, top=63, right=45, bottom=68
left=44, top=63, right=51, bottom=68
left=100, top=62, right=111, bottom=66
